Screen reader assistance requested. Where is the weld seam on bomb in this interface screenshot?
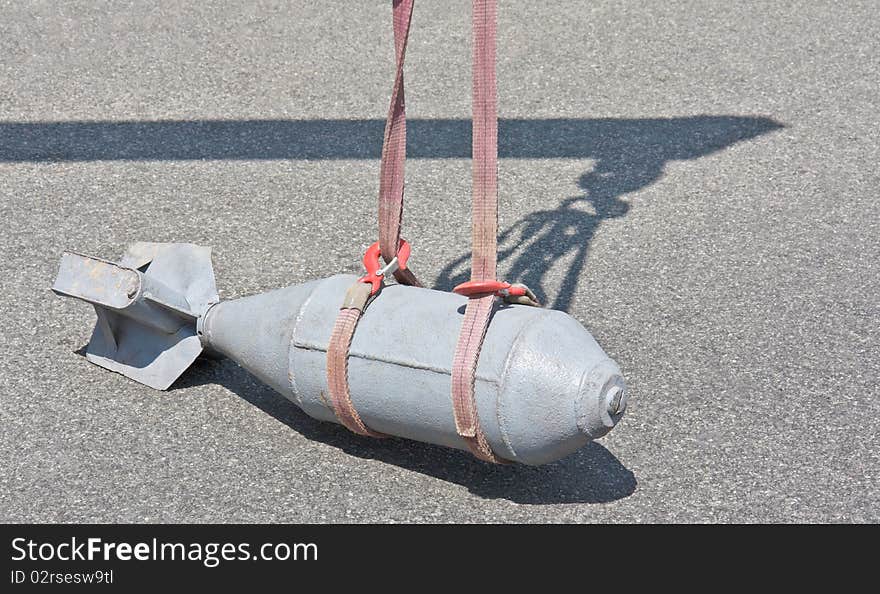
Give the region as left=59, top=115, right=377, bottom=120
left=287, top=282, right=320, bottom=408
left=293, top=341, right=502, bottom=383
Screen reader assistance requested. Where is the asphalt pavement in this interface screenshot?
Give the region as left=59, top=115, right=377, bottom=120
left=1, top=1, right=877, bottom=522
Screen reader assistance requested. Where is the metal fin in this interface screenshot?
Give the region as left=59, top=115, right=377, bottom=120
left=52, top=243, right=218, bottom=390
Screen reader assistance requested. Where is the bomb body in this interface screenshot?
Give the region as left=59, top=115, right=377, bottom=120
left=54, top=244, right=627, bottom=465
left=201, top=274, right=626, bottom=465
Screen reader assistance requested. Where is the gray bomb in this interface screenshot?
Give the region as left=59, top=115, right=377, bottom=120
left=52, top=243, right=628, bottom=465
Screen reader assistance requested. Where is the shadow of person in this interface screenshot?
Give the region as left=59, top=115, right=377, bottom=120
left=175, top=358, right=637, bottom=505
left=436, top=115, right=784, bottom=311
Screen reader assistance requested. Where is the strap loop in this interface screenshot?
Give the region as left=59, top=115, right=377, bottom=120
left=326, top=1, right=419, bottom=439
left=326, top=292, right=386, bottom=438
left=326, top=239, right=411, bottom=437
left=449, top=0, right=510, bottom=464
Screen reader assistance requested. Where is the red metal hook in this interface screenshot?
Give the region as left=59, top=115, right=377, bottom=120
left=453, top=279, right=539, bottom=305
left=453, top=280, right=531, bottom=298
left=453, top=279, right=512, bottom=297
left=359, top=239, right=412, bottom=296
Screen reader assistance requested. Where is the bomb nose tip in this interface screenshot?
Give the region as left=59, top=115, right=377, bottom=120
left=605, top=384, right=628, bottom=417
left=576, top=359, right=627, bottom=440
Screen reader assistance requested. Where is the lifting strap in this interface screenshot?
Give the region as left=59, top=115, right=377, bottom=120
left=379, top=0, right=420, bottom=288
left=327, top=0, right=521, bottom=461
left=449, top=0, right=508, bottom=463
left=325, top=0, right=418, bottom=437
left=326, top=285, right=384, bottom=437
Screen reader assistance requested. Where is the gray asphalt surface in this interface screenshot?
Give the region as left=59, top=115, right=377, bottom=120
left=1, top=1, right=878, bottom=523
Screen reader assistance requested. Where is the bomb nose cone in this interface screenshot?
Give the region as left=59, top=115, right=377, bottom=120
left=490, top=307, right=627, bottom=465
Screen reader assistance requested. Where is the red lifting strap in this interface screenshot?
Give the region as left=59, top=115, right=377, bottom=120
left=326, top=0, right=419, bottom=437
left=327, top=0, right=517, bottom=463
left=378, top=0, right=420, bottom=288
left=449, top=0, right=508, bottom=463
left=326, top=298, right=385, bottom=437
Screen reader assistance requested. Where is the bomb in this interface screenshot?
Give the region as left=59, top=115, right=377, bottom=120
left=52, top=242, right=627, bottom=465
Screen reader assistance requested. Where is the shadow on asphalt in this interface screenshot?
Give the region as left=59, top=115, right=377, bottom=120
left=176, top=357, right=638, bottom=505
left=0, top=116, right=781, bottom=163
left=432, top=116, right=784, bottom=310
left=9, top=115, right=783, bottom=309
